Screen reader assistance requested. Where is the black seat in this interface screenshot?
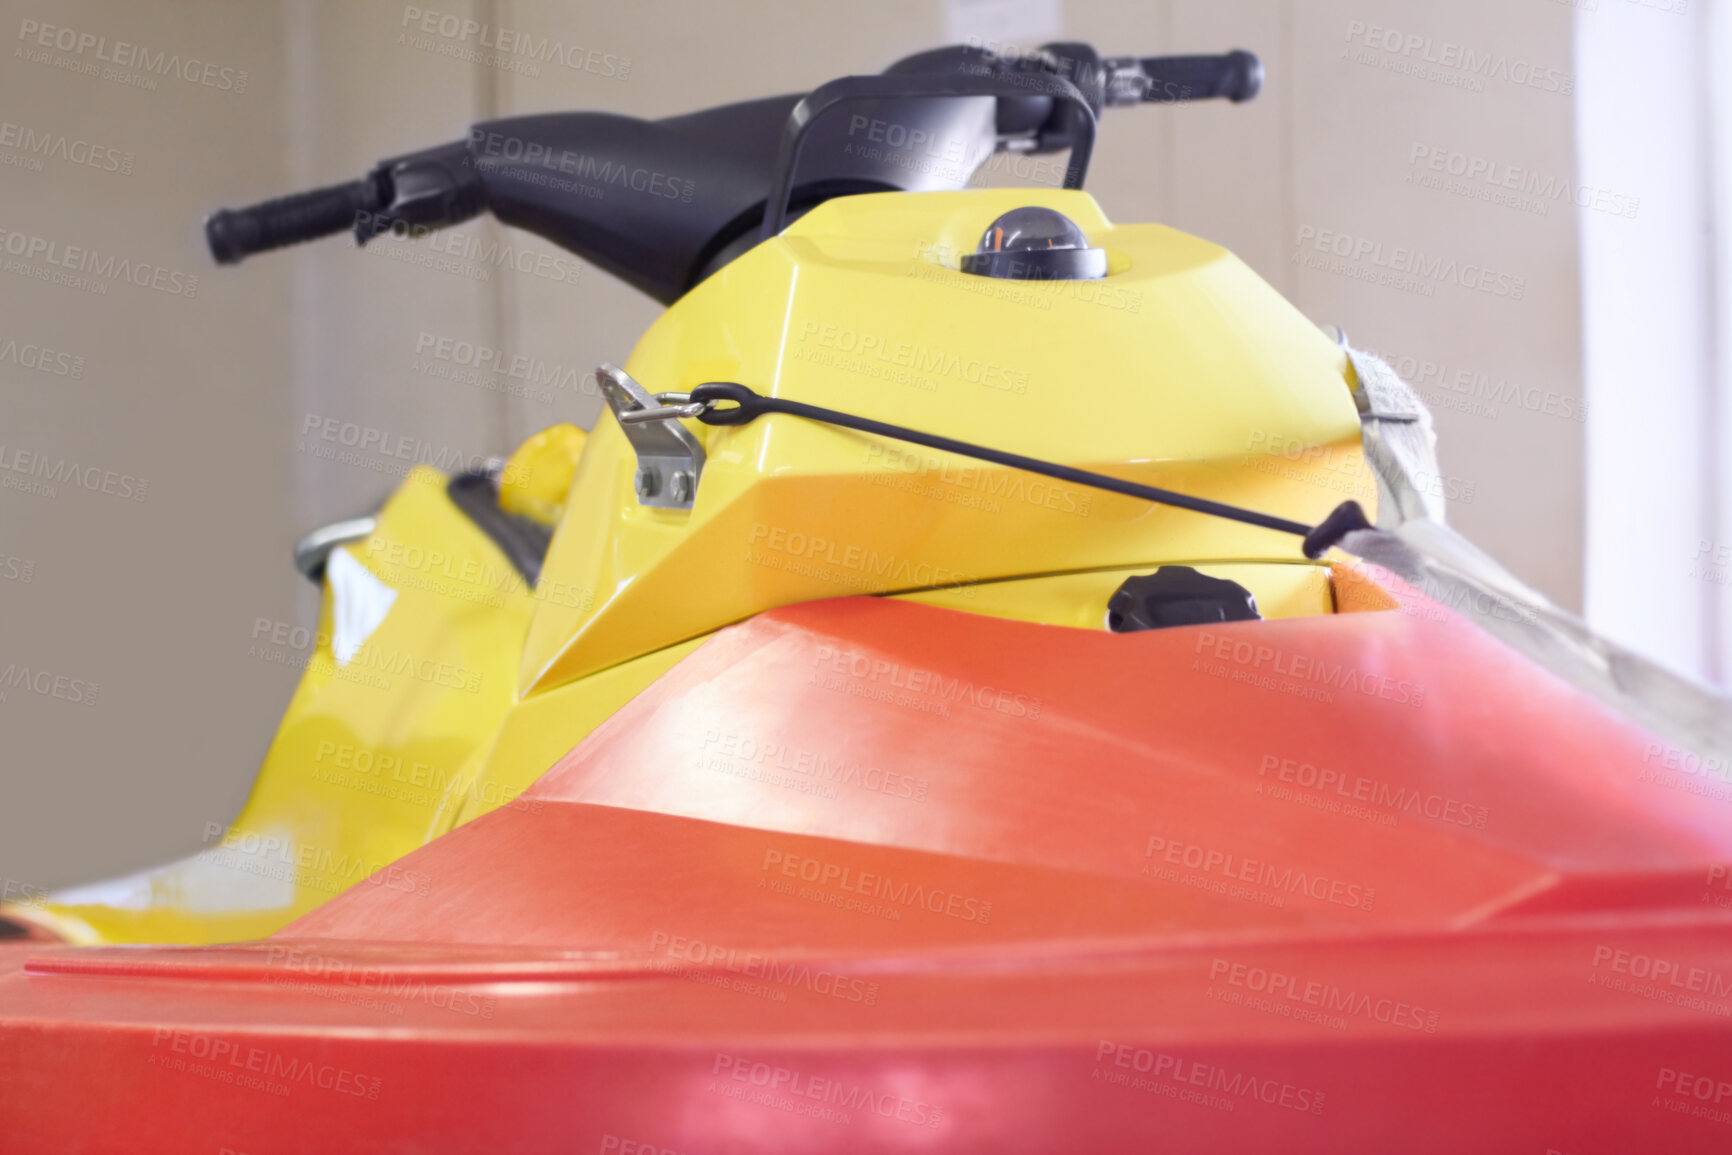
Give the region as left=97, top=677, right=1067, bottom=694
left=471, top=89, right=1000, bottom=303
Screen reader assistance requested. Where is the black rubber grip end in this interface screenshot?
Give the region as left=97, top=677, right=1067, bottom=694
left=1137, top=51, right=1265, bottom=106
left=203, top=179, right=376, bottom=266
left=1302, top=500, right=1372, bottom=559
left=1224, top=50, right=1263, bottom=102
left=203, top=209, right=255, bottom=265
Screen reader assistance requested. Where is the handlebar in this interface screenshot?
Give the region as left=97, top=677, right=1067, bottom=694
left=204, top=140, right=483, bottom=266
left=203, top=44, right=1262, bottom=273
left=205, top=178, right=381, bottom=265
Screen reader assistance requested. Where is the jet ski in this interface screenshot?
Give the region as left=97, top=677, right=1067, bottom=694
left=3, top=41, right=1730, bottom=1153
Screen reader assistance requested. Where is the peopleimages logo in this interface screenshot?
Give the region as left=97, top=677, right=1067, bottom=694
left=647, top=930, right=880, bottom=1006
left=709, top=1053, right=944, bottom=1128
left=248, top=616, right=484, bottom=694
left=298, top=412, right=525, bottom=485
left=1342, top=20, right=1573, bottom=95
left=1709, top=864, right=1732, bottom=898
left=796, top=320, right=1030, bottom=394
left=1193, top=629, right=1426, bottom=707
left=356, top=213, right=585, bottom=286
left=810, top=643, right=1041, bottom=719
left=264, top=945, right=496, bottom=1019
left=1293, top=225, right=1525, bottom=300
left=468, top=129, right=694, bottom=202
left=0, top=120, right=134, bottom=174
left=199, top=822, right=435, bottom=898
left=600, top=1139, right=692, bottom=1155
left=761, top=848, right=993, bottom=924
left=1257, top=754, right=1489, bottom=828
left=16, top=19, right=249, bottom=92
left=0, top=445, right=148, bottom=501
left=845, top=113, right=977, bottom=160
left=1657, top=1065, right=1732, bottom=1105
left=1654, top=1064, right=1732, bottom=1128
left=150, top=1028, right=380, bottom=1098
left=1637, top=738, right=1732, bottom=804
left=0, top=877, right=49, bottom=907
left=700, top=728, right=928, bottom=802
left=1357, top=344, right=1587, bottom=424
left=0, top=662, right=99, bottom=706
left=1144, top=834, right=1377, bottom=911
left=863, top=441, right=1092, bottom=516
left=1208, top=959, right=1439, bottom=1032
left=399, top=7, right=630, bottom=79
left=0, top=227, right=199, bottom=297
left=413, top=331, right=595, bottom=394
left=840, top=114, right=984, bottom=182
left=1643, top=739, right=1732, bottom=781
left=0, top=335, right=84, bottom=378
left=313, top=739, right=542, bottom=814
left=1591, top=944, right=1732, bottom=1000
left=1407, top=143, right=1639, bottom=219
left=747, top=522, right=978, bottom=593
left=1092, top=1040, right=1327, bottom=1114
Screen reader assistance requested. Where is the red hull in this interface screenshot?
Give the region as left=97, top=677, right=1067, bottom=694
left=5, top=582, right=1732, bottom=1151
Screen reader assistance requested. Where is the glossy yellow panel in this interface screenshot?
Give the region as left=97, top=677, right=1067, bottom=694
left=520, top=188, right=1366, bottom=695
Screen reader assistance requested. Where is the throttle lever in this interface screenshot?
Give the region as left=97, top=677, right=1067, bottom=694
left=352, top=140, right=487, bottom=245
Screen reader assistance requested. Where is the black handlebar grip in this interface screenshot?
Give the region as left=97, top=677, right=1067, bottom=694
left=1139, top=50, right=1263, bottom=103
left=204, top=178, right=381, bottom=265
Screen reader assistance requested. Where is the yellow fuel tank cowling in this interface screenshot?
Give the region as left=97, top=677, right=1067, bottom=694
left=520, top=188, right=1365, bottom=695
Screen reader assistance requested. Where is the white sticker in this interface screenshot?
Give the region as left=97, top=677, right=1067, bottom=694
left=327, top=547, right=397, bottom=667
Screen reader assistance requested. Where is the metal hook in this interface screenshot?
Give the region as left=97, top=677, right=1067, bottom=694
left=597, top=364, right=706, bottom=510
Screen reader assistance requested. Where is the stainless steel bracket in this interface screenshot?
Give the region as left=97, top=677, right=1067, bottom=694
left=293, top=516, right=378, bottom=582
left=597, top=363, right=704, bottom=510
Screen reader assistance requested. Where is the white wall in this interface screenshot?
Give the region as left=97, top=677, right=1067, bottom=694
left=1711, top=0, right=1732, bottom=686
left=1576, top=0, right=1718, bottom=684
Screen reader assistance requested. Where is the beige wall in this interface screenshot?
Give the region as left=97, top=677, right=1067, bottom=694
left=1, top=0, right=298, bottom=892
left=0, top=0, right=1584, bottom=889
